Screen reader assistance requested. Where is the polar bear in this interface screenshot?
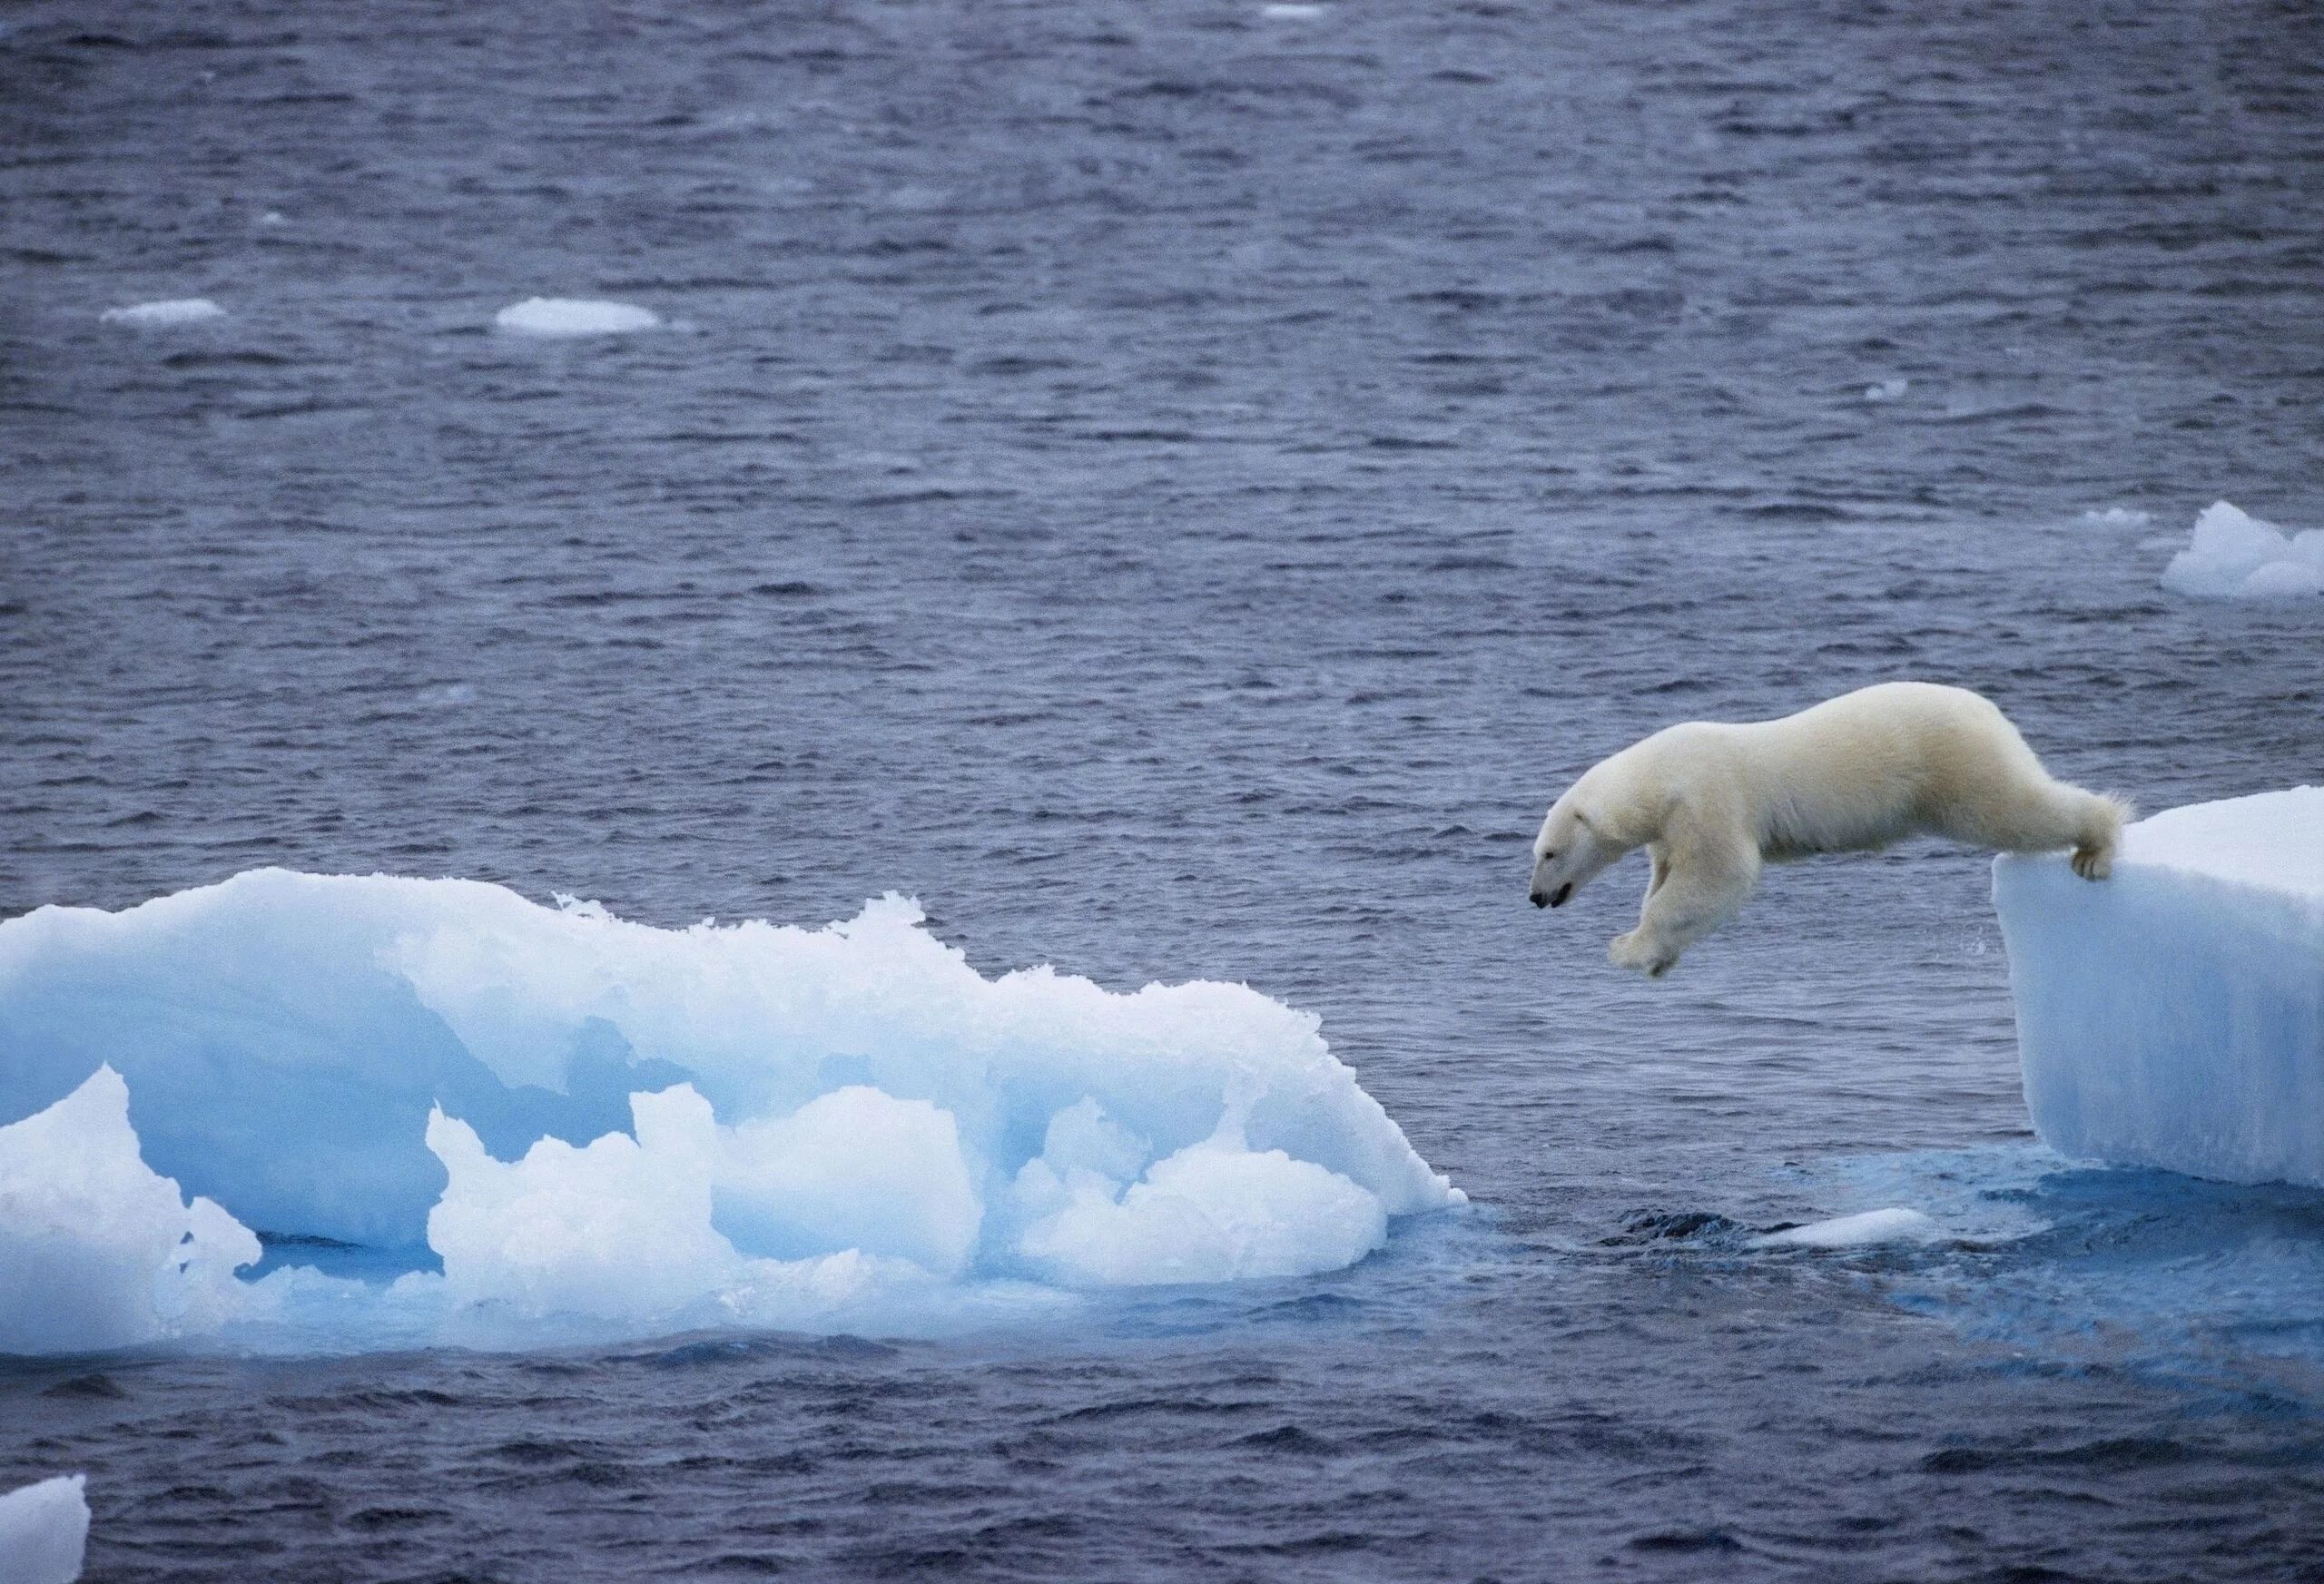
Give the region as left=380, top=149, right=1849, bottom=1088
left=1527, top=682, right=2128, bottom=978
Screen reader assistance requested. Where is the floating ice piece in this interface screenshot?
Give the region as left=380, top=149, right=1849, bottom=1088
left=1020, top=1141, right=1386, bottom=1284
left=1863, top=378, right=1908, bottom=402
left=1751, top=1207, right=1938, bottom=1249
left=0, top=871, right=1458, bottom=1346
left=98, top=300, right=224, bottom=327
left=2081, top=506, right=2152, bottom=527
left=1995, top=788, right=2324, bottom=1186
left=410, top=1083, right=1001, bottom=1329
left=1015, top=1097, right=1386, bottom=1284
left=2160, top=501, right=2324, bottom=599
left=0, top=1476, right=88, bottom=1584
left=1260, top=3, right=1327, bottom=16
left=493, top=298, right=660, bottom=336
left=423, top=1085, right=738, bottom=1322
left=0, top=1067, right=260, bottom=1354
left=716, top=1086, right=982, bottom=1275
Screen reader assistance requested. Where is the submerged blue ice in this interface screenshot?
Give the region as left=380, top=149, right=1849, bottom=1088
left=0, top=871, right=1459, bottom=1353
left=1995, top=788, right=2324, bottom=1186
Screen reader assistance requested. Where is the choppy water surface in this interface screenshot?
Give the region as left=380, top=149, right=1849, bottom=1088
left=6, top=0, right=2324, bottom=1577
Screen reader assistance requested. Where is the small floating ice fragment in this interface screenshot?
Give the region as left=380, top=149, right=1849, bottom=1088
left=493, top=298, right=660, bottom=337
left=1863, top=378, right=1907, bottom=402
left=1751, top=1207, right=1938, bottom=1249
left=2160, top=500, right=2324, bottom=599
left=99, top=299, right=225, bottom=328
left=0, top=1474, right=90, bottom=1584
left=2080, top=506, right=2151, bottom=527
left=1260, top=3, right=1326, bottom=15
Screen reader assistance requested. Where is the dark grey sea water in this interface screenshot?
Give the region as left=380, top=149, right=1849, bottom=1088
left=6, top=0, right=2324, bottom=1578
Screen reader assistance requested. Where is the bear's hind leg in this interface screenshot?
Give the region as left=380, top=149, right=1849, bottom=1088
left=1935, top=778, right=2126, bottom=881
left=2068, top=792, right=2132, bottom=880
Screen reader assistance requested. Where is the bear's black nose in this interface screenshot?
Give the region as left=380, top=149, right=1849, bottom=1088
left=1530, top=890, right=1548, bottom=909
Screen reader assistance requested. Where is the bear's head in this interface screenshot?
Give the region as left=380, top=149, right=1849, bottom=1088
left=1528, top=792, right=1624, bottom=910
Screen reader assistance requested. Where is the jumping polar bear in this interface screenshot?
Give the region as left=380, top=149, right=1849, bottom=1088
left=1527, top=682, right=2128, bottom=978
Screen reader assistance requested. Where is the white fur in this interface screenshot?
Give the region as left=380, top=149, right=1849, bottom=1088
left=1528, top=683, right=2128, bottom=978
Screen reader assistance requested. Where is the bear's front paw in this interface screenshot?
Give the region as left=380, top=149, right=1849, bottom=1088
left=1610, top=930, right=1675, bottom=977
left=2071, top=845, right=2112, bottom=881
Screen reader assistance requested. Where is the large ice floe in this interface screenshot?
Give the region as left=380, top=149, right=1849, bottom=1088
left=2160, top=500, right=2324, bottom=598
left=1995, top=788, right=2324, bottom=1186
left=0, top=871, right=1458, bottom=1353
left=0, top=1475, right=88, bottom=1584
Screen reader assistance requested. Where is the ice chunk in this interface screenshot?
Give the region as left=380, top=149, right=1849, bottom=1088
left=415, top=1083, right=1001, bottom=1329
left=715, top=1087, right=982, bottom=1275
left=1017, top=1098, right=1386, bottom=1284
left=0, top=872, right=1457, bottom=1347
left=423, top=1086, right=738, bottom=1323
left=1019, top=1136, right=1385, bottom=1284
left=1994, top=789, right=2324, bottom=1186
left=0, top=1475, right=88, bottom=1584
left=1863, top=378, right=1908, bottom=402
left=2161, top=500, right=2324, bottom=599
left=2080, top=506, right=2151, bottom=527
left=0, top=1067, right=259, bottom=1354
left=98, top=300, right=224, bottom=327
left=1751, top=1207, right=1938, bottom=1249
left=493, top=298, right=659, bottom=336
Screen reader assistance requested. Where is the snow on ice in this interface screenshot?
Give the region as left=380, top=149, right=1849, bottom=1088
left=1995, top=788, right=2324, bottom=1186
left=0, top=1475, right=88, bottom=1584
left=0, top=872, right=1460, bottom=1352
left=2161, top=501, right=2324, bottom=598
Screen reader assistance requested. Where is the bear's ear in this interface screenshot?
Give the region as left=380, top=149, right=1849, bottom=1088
left=1571, top=807, right=1593, bottom=829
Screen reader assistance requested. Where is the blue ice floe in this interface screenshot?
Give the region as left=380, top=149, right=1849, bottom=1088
left=1995, top=788, right=2324, bottom=1186
left=0, top=872, right=1459, bottom=1353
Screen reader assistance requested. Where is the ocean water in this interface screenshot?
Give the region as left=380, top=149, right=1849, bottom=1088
left=6, top=0, right=2324, bottom=1577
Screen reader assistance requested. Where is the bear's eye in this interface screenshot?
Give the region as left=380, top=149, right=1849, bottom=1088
left=1540, top=851, right=1556, bottom=862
